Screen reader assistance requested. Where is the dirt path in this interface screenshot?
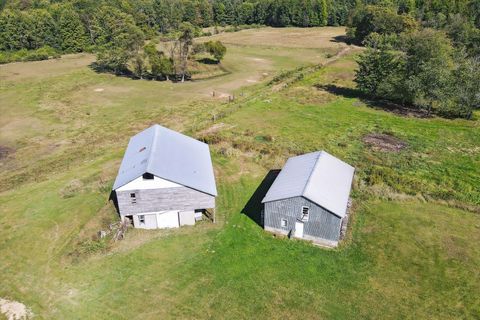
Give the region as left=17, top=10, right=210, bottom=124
left=323, top=46, right=354, bottom=66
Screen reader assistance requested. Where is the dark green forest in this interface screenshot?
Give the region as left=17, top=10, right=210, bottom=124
left=2, top=0, right=480, bottom=53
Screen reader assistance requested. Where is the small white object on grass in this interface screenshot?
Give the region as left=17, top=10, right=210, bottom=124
left=0, top=298, right=33, bottom=320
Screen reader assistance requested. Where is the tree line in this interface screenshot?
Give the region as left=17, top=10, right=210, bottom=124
left=2, top=0, right=479, bottom=57
left=349, top=3, right=480, bottom=119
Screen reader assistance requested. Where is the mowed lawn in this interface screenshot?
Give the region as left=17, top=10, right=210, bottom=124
left=0, top=27, right=479, bottom=319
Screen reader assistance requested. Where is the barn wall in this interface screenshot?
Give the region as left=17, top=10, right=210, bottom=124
left=132, top=213, right=158, bottom=229
left=264, top=196, right=342, bottom=243
left=117, top=186, right=215, bottom=215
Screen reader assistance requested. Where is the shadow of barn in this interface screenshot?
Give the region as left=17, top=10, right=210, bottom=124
left=241, top=170, right=280, bottom=228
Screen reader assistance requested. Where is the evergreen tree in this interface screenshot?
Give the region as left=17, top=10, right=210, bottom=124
left=320, top=0, right=328, bottom=26
left=213, top=2, right=226, bottom=26
left=0, top=10, right=28, bottom=50
left=355, top=33, right=405, bottom=100
left=28, top=9, right=57, bottom=49
left=55, top=5, right=88, bottom=52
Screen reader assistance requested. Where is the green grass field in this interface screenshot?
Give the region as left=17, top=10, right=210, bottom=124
left=0, top=27, right=479, bottom=319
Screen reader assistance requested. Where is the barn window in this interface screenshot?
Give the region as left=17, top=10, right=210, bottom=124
left=130, top=193, right=136, bottom=198
left=281, top=218, right=287, bottom=228
left=142, top=173, right=154, bottom=180
left=301, top=206, right=309, bottom=221
left=138, top=215, right=145, bottom=225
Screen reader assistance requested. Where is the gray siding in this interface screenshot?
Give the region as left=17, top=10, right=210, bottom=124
left=117, top=186, right=215, bottom=216
left=264, top=196, right=342, bottom=242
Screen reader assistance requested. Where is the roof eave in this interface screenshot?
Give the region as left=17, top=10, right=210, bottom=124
left=262, top=195, right=345, bottom=219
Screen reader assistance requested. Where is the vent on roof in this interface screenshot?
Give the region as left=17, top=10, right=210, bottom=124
left=143, top=173, right=154, bottom=180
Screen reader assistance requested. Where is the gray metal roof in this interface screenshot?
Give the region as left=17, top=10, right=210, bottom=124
left=113, top=124, right=217, bottom=196
left=262, top=151, right=354, bottom=218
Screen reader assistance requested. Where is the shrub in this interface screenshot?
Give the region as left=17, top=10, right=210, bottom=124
left=24, top=46, right=59, bottom=61
left=0, top=46, right=59, bottom=64
left=203, top=40, right=227, bottom=62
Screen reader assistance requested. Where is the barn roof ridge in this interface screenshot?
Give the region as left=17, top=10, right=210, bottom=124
left=113, top=124, right=217, bottom=196
left=301, top=151, right=323, bottom=198
left=262, top=150, right=354, bottom=218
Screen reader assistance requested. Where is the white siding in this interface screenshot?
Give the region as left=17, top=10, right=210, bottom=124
left=179, top=211, right=195, bottom=226
left=131, top=211, right=181, bottom=229
left=133, top=213, right=158, bottom=229
left=117, top=175, right=182, bottom=191
left=156, top=211, right=180, bottom=228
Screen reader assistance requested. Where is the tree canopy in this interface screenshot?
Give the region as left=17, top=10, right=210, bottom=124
left=355, top=30, right=480, bottom=119
left=2, top=0, right=480, bottom=58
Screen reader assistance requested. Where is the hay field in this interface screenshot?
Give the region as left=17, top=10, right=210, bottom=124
left=0, top=27, right=479, bottom=319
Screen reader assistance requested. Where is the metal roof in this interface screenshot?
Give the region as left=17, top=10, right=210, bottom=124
left=262, top=151, right=354, bottom=218
left=113, top=124, right=217, bottom=196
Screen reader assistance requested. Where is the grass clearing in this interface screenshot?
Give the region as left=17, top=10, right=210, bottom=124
left=0, top=27, right=479, bottom=319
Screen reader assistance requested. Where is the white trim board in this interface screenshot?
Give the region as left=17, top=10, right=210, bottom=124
left=117, top=175, right=182, bottom=191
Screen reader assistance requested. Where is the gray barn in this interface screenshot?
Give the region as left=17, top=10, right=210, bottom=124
left=112, top=124, right=217, bottom=229
left=262, top=151, right=354, bottom=247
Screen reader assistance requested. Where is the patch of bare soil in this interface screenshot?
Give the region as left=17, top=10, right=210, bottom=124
left=197, top=122, right=234, bottom=136
left=323, top=46, right=352, bottom=66
left=363, top=133, right=407, bottom=152
left=210, top=91, right=232, bottom=100
left=0, top=298, right=33, bottom=320
left=373, top=101, right=432, bottom=118
left=0, top=145, right=14, bottom=160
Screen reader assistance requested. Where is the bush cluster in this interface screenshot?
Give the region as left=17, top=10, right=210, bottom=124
left=348, top=4, right=480, bottom=119
left=0, top=45, right=60, bottom=64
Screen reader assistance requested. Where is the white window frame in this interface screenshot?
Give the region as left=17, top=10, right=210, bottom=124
left=138, top=215, right=145, bottom=225
left=281, top=218, right=287, bottom=228
left=301, top=206, right=309, bottom=221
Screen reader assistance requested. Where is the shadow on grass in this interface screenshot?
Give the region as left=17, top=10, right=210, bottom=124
left=89, top=62, right=136, bottom=79
left=241, top=169, right=280, bottom=228
left=89, top=62, right=191, bottom=82
left=197, top=57, right=219, bottom=65
left=315, top=84, right=362, bottom=99
left=109, top=191, right=120, bottom=216
left=316, top=84, right=431, bottom=118
left=330, top=35, right=352, bottom=44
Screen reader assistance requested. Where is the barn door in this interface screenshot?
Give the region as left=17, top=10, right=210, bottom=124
left=294, top=221, right=304, bottom=238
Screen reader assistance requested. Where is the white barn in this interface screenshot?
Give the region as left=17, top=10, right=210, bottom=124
left=112, top=124, right=217, bottom=229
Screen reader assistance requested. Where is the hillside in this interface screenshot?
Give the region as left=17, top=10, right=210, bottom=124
left=0, top=27, right=479, bottom=319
